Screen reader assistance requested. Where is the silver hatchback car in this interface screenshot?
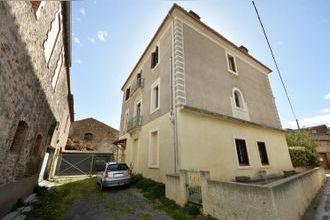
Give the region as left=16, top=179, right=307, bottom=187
left=96, top=162, right=132, bottom=190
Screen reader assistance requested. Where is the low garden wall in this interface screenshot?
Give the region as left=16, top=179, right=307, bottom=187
left=165, top=172, right=187, bottom=206
left=201, top=167, right=325, bottom=220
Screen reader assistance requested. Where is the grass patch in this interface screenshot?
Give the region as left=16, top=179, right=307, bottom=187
left=112, top=206, right=133, bottom=217
left=26, top=177, right=98, bottom=220
left=138, top=213, right=151, bottom=220
left=131, top=174, right=215, bottom=220
left=105, top=200, right=117, bottom=209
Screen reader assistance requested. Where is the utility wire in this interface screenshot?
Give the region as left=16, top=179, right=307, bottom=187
left=252, top=1, right=300, bottom=130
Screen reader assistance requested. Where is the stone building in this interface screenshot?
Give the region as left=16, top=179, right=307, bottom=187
left=0, top=1, right=73, bottom=216
left=118, top=4, right=293, bottom=185
left=66, top=118, right=119, bottom=153
left=306, top=125, right=330, bottom=169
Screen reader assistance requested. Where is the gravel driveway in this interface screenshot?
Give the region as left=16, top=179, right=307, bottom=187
left=69, top=186, right=171, bottom=220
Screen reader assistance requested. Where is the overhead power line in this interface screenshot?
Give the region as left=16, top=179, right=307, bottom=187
left=252, top=1, right=300, bottom=130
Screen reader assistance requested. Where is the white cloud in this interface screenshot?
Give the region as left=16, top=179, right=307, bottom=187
left=76, top=59, right=82, bottom=64
left=97, top=31, right=108, bottom=42
left=87, top=37, right=95, bottom=44
left=76, top=17, right=81, bottom=22
left=284, top=113, right=330, bottom=129
left=74, top=37, right=81, bottom=45
left=322, top=109, right=330, bottom=113
left=325, top=93, right=330, bottom=100
left=80, top=8, right=86, bottom=16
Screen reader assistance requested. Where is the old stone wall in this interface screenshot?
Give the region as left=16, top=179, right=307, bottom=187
left=68, top=118, right=119, bottom=152
left=0, top=1, right=72, bottom=216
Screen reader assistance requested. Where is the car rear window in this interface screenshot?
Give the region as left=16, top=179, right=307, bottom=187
left=107, top=163, right=128, bottom=171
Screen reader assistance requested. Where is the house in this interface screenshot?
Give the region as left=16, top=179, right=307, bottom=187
left=0, top=1, right=73, bottom=216
left=305, top=125, right=330, bottom=169
left=66, top=118, right=119, bottom=153
left=118, top=4, right=293, bottom=184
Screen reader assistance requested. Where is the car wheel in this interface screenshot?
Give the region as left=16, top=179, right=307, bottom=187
left=99, top=182, right=104, bottom=191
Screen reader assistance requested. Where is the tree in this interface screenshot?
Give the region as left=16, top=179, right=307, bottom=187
left=286, top=130, right=320, bottom=168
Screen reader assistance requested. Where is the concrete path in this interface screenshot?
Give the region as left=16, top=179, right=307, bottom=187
left=304, top=170, right=330, bottom=220
left=314, top=171, right=330, bottom=220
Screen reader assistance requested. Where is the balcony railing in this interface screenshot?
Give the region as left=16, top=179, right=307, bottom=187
left=127, top=115, right=142, bottom=131
left=130, top=78, right=144, bottom=95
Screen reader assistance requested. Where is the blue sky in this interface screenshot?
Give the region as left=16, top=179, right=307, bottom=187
left=71, top=0, right=330, bottom=129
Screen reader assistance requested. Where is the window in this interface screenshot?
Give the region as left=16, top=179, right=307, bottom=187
left=43, top=7, right=61, bottom=66
left=107, top=163, right=128, bottom=171
left=226, top=52, right=238, bottom=74
left=125, top=87, right=130, bottom=101
left=32, top=134, right=42, bottom=156
left=232, top=88, right=245, bottom=109
left=150, top=78, right=160, bottom=113
left=235, top=138, right=249, bottom=166
left=151, top=45, right=159, bottom=69
left=136, top=101, right=142, bottom=118
left=234, top=91, right=241, bottom=108
left=257, top=141, right=269, bottom=165
left=10, top=121, right=29, bottom=154
left=52, top=50, right=63, bottom=90
left=84, top=132, right=93, bottom=141
left=149, top=129, right=159, bottom=168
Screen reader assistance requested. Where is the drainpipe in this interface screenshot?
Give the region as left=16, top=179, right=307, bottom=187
left=170, top=18, right=178, bottom=174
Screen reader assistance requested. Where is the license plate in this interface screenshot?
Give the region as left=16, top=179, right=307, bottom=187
left=115, top=173, right=124, bottom=177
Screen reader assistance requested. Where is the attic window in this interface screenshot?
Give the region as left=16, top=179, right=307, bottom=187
left=226, top=52, right=238, bottom=74
left=151, top=46, right=159, bottom=69
left=125, top=87, right=130, bottom=101
left=84, top=133, right=93, bottom=141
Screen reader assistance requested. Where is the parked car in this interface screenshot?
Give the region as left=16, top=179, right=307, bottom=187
left=96, top=162, right=132, bottom=190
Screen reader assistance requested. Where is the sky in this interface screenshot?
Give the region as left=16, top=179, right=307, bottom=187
left=71, top=0, right=330, bottom=130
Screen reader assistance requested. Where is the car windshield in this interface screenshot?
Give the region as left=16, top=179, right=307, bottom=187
left=107, top=163, right=128, bottom=171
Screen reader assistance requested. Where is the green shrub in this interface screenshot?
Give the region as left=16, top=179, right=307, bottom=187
left=131, top=174, right=143, bottom=185
left=286, top=131, right=320, bottom=168
left=183, top=203, right=201, bottom=215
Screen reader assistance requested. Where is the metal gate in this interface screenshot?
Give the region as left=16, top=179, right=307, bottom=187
left=55, top=152, right=113, bottom=176
left=185, top=170, right=202, bottom=206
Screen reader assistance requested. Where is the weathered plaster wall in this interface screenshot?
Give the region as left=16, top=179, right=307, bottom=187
left=122, top=112, right=174, bottom=183
left=177, top=109, right=293, bottom=181
left=182, top=22, right=281, bottom=129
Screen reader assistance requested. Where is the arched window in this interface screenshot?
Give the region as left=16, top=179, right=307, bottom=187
left=233, top=88, right=245, bottom=109
left=10, top=121, right=29, bottom=153
left=32, top=134, right=43, bottom=156
left=84, top=132, right=93, bottom=141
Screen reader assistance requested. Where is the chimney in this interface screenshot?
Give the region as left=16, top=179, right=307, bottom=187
left=189, top=10, right=201, bottom=20
left=239, top=45, right=249, bottom=53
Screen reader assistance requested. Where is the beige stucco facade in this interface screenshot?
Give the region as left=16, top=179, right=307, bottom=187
left=119, top=4, right=293, bottom=185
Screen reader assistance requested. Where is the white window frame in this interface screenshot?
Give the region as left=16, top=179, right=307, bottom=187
left=256, top=140, right=271, bottom=167
left=148, top=127, right=160, bottom=168
left=232, top=88, right=247, bottom=110
left=226, top=51, right=238, bottom=75
left=52, top=49, right=64, bottom=90
left=150, top=78, right=160, bottom=114
left=151, top=44, right=160, bottom=71
left=233, top=136, right=251, bottom=169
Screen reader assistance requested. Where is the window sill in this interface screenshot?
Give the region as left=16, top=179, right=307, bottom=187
left=148, top=165, right=159, bottom=169
left=151, top=63, right=160, bottom=72
left=227, top=69, right=238, bottom=76
left=237, top=165, right=252, bottom=169
left=234, top=106, right=247, bottom=112
left=150, top=107, right=160, bottom=114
